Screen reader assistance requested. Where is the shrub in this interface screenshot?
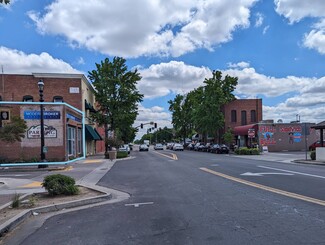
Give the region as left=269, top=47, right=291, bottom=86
left=11, top=193, right=21, bottom=208
left=310, top=151, right=316, bottom=160
left=235, top=147, right=260, bottom=155
left=117, top=151, right=128, bottom=159
left=42, top=174, right=79, bottom=196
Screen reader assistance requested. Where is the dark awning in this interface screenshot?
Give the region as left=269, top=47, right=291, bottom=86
left=234, top=124, right=258, bottom=136
left=311, top=121, right=325, bottom=130
left=85, top=125, right=102, bottom=141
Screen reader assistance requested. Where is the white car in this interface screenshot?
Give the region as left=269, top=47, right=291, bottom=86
left=173, top=143, right=184, bottom=151
left=119, top=144, right=130, bottom=154
left=139, top=144, right=149, bottom=151
left=154, top=143, right=164, bottom=150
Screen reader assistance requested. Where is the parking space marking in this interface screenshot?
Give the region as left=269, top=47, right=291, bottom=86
left=258, top=165, right=325, bottom=179
left=125, top=202, right=154, bottom=208
left=200, top=167, right=325, bottom=207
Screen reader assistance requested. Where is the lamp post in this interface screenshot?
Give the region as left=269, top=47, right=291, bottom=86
left=38, top=79, right=47, bottom=167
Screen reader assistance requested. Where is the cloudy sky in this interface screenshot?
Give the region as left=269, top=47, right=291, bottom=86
left=1, top=0, right=325, bottom=139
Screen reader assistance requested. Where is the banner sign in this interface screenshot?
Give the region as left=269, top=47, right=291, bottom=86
left=24, top=111, right=61, bottom=120
left=27, top=125, right=57, bottom=138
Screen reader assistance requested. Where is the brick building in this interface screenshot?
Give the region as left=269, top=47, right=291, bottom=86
left=0, top=73, right=104, bottom=162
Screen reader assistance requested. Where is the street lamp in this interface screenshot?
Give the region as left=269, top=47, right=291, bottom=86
left=38, top=79, right=47, bottom=167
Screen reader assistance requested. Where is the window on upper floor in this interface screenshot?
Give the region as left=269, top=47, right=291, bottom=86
left=53, top=96, right=63, bottom=103
left=241, top=110, right=247, bottom=125
left=22, top=95, right=33, bottom=102
left=231, top=110, right=237, bottom=122
left=251, top=110, right=256, bottom=123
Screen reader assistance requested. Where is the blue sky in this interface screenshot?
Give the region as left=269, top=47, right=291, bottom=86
left=1, top=0, right=325, bottom=138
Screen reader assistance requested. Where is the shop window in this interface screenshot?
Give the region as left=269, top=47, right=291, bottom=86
left=77, top=128, right=82, bottom=154
left=241, top=110, right=247, bottom=125
left=67, top=126, right=76, bottom=156
left=23, top=95, right=33, bottom=102
left=53, top=96, right=63, bottom=103
left=231, top=110, right=237, bottom=122
left=0, top=95, right=2, bottom=101
left=251, top=110, right=256, bottom=122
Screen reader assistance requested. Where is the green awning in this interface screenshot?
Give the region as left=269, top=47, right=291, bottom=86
left=85, top=125, right=102, bottom=141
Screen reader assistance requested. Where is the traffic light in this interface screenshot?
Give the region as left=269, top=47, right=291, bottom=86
left=154, top=123, right=157, bottom=128
left=141, top=123, right=143, bottom=129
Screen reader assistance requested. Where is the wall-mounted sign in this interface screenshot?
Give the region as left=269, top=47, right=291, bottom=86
left=27, top=125, right=57, bottom=138
left=24, top=111, right=61, bottom=120
left=66, top=113, right=82, bottom=123
left=69, top=87, right=80, bottom=93
left=0, top=111, right=10, bottom=120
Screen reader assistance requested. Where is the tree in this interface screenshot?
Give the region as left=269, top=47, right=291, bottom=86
left=169, top=70, right=238, bottom=143
left=88, top=57, right=143, bottom=151
left=0, top=116, right=27, bottom=143
left=223, top=128, right=234, bottom=146
left=0, top=0, right=10, bottom=4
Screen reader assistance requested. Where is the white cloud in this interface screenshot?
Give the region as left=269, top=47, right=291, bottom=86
left=274, top=1, right=325, bottom=55
left=303, top=25, right=325, bottom=54
left=263, top=25, right=269, bottom=34
left=227, top=62, right=250, bottom=69
left=274, top=0, right=325, bottom=23
left=255, top=13, right=264, bottom=27
left=138, top=61, right=211, bottom=99
left=0, top=46, right=80, bottom=74
left=28, top=0, right=257, bottom=58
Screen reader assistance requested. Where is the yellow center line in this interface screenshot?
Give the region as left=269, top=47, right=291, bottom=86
left=154, top=151, right=178, bottom=160
left=20, top=181, right=43, bottom=188
left=200, top=167, right=325, bottom=207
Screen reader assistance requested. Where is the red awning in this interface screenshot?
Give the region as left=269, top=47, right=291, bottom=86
left=234, top=124, right=258, bottom=136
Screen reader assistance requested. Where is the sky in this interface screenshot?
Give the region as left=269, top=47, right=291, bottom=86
left=1, top=0, right=325, bottom=139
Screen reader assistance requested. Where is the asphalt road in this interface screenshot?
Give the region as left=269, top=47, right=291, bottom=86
left=3, top=149, right=325, bottom=245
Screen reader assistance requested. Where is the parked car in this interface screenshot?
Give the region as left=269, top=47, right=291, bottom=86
left=139, top=144, right=149, bottom=151
left=194, top=142, right=203, bottom=151
left=218, top=144, right=230, bottom=154
left=202, top=143, right=211, bottom=152
left=209, top=144, right=220, bottom=153
left=119, top=144, right=130, bottom=154
left=187, top=143, right=195, bottom=150
left=173, top=143, right=184, bottom=151
left=128, top=143, right=133, bottom=151
left=166, top=143, right=174, bottom=150
left=309, top=141, right=325, bottom=151
left=154, top=143, right=164, bottom=150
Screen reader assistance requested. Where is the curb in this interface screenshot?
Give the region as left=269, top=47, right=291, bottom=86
left=0, top=185, right=112, bottom=238
left=292, top=159, right=325, bottom=166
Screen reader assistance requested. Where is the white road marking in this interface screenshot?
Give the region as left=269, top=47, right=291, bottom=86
left=125, top=202, right=154, bottom=208
left=0, top=174, right=30, bottom=177
left=210, top=164, right=219, bottom=167
left=241, top=172, right=294, bottom=177
left=258, top=165, right=325, bottom=179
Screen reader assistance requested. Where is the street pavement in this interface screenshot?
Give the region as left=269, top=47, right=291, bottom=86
left=0, top=148, right=324, bottom=244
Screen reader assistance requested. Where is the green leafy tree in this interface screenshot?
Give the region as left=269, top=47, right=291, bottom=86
left=223, top=128, right=234, bottom=146
left=0, top=0, right=10, bottom=4
left=88, top=57, right=143, bottom=151
left=168, top=94, right=194, bottom=144
left=0, top=116, right=27, bottom=143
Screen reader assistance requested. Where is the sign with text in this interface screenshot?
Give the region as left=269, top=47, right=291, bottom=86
left=248, top=129, right=255, bottom=138
left=27, top=125, right=57, bottom=139
left=24, top=111, right=61, bottom=120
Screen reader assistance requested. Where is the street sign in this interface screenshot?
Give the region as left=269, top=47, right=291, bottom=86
left=248, top=129, right=255, bottom=138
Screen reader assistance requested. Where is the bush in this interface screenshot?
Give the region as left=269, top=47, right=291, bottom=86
left=235, top=147, right=260, bottom=155
left=310, top=151, right=316, bottom=160
left=42, top=174, right=79, bottom=196
left=11, top=193, right=21, bottom=208
left=117, top=151, right=128, bottom=159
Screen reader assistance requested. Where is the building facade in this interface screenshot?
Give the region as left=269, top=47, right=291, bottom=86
left=0, top=73, right=104, bottom=162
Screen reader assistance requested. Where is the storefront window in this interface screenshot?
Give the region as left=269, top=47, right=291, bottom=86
left=78, top=128, right=82, bottom=154
left=68, top=126, right=76, bottom=156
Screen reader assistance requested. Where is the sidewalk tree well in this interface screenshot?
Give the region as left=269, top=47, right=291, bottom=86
left=88, top=57, right=143, bottom=151
left=0, top=116, right=27, bottom=143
